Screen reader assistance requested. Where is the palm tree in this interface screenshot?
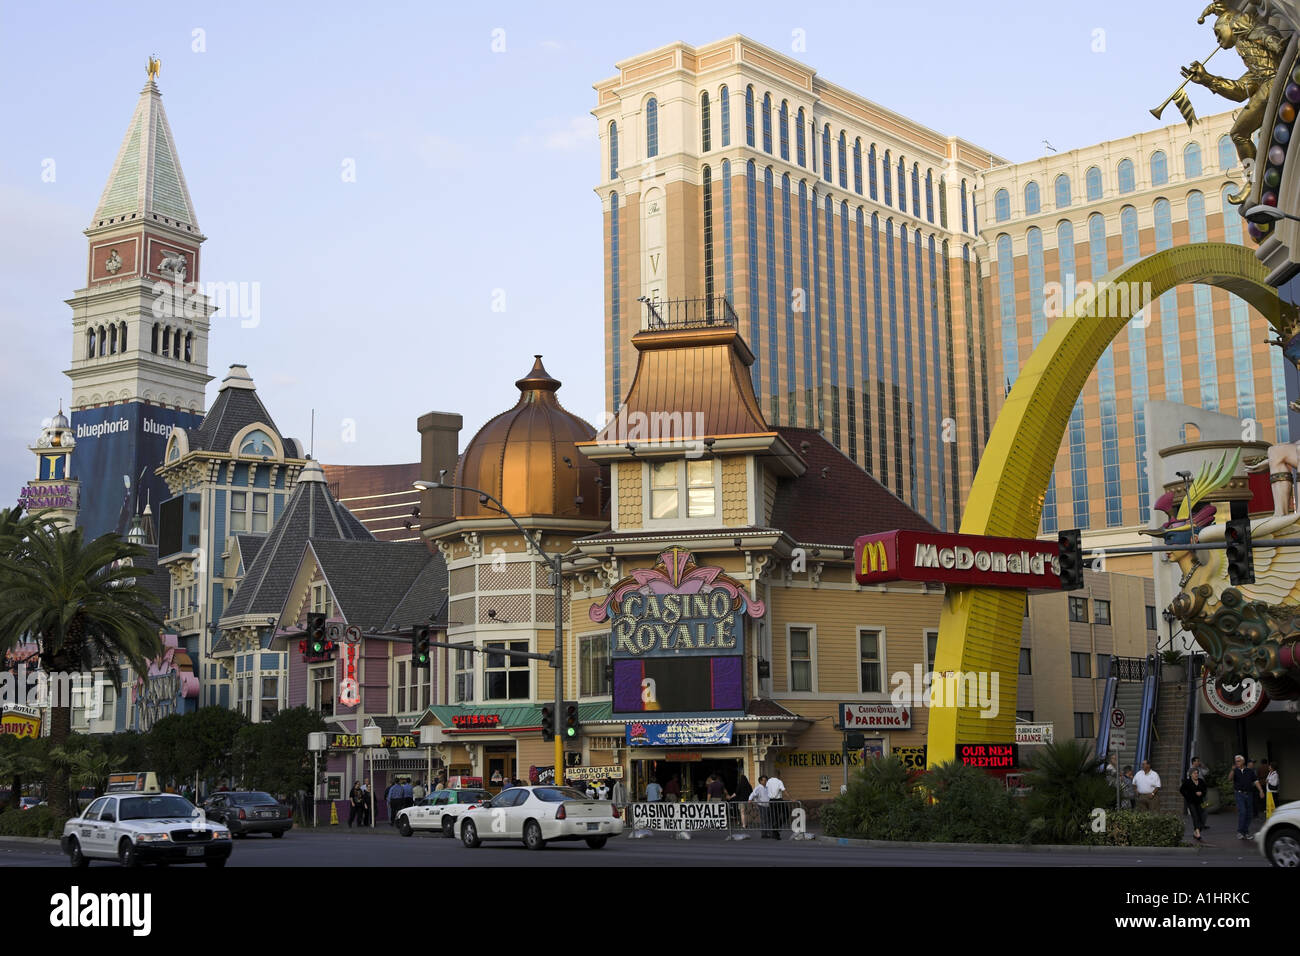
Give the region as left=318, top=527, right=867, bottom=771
left=0, top=518, right=162, bottom=814
left=1023, top=738, right=1114, bottom=844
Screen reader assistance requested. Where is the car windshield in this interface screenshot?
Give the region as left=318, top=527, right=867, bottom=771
left=459, top=791, right=490, bottom=802
left=533, top=787, right=590, bottom=803
left=229, top=792, right=277, bottom=804
left=119, top=795, right=197, bottom=820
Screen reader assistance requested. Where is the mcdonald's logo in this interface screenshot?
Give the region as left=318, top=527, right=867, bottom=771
left=860, top=540, right=889, bottom=575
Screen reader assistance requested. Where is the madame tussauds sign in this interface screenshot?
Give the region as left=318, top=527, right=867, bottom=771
left=591, top=547, right=765, bottom=658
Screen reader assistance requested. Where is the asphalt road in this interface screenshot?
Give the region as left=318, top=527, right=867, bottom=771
left=0, top=827, right=1270, bottom=867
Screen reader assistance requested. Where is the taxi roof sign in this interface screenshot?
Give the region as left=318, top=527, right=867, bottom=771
left=105, top=772, right=160, bottom=794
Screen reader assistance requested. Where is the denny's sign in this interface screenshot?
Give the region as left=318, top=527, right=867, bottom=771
left=855, top=530, right=1061, bottom=590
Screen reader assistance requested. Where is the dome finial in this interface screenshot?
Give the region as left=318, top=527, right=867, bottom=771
left=515, top=355, right=561, bottom=393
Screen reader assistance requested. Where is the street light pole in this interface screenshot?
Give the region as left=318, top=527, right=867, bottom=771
left=415, top=479, right=566, bottom=788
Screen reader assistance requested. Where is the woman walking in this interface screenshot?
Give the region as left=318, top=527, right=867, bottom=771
left=1180, top=766, right=1209, bottom=841
left=1266, top=762, right=1280, bottom=818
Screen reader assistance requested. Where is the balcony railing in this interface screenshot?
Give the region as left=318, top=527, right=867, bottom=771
left=639, top=296, right=738, bottom=332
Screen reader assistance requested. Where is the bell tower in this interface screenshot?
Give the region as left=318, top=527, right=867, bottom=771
left=64, top=59, right=214, bottom=537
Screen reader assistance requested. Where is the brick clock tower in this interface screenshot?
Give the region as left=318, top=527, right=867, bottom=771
left=64, top=61, right=214, bottom=538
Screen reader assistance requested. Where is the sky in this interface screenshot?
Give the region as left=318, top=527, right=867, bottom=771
left=0, top=0, right=1227, bottom=501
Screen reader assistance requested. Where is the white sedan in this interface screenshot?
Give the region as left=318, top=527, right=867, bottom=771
left=1257, top=799, right=1300, bottom=867
left=61, top=793, right=233, bottom=867
left=395, top=787, right=493, bottom=838
left=455, top=786, right=623, bottom=850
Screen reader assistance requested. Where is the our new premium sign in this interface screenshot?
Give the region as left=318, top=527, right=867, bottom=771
left=854, top=530, right=1062, bottom=589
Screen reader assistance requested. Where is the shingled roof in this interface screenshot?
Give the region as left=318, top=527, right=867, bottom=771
left=188, top=365, right=298, bottom=455
left=220, top=460, right=371, bottom=621
left=308, top=540, right=447, bottom=632
left=771, top=427, right=935, bottom=547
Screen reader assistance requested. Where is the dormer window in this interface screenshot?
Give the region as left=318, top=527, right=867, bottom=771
left=239, top=429, right=275, bottom=457
left=648, top=459, right=716, bottom=520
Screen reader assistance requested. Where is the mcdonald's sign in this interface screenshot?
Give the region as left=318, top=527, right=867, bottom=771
left=854, top=530, right=1062, bottom=589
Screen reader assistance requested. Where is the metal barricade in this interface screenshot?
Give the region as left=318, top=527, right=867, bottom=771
left=723, top=799, right=806, bottom=839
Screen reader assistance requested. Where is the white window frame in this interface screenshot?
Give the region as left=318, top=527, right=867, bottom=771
left=309, top=663, right=335, bottom=717
left=393, top=658, right=431, bottom=714
left=857, top=627, right=886, bottom=695
left=643, top=458, right=721, bottom=528
left=251, top=492, right=269, bottom=532
left=230, top=490, right=248, bottom=533
left=786, top=623, right=817, bottom=694
left=483, top=640, right=530, bottom=701
left=453, top=648, right=474, bottom=704
left=260, top=674, right=279, bottom=722
left=579, top=633, right=612, bottom=699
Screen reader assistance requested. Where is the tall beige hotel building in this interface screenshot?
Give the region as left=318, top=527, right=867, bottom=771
left=595, top=37, right=1289, bottom=546
left=594, top=37, right=1000, bottom=532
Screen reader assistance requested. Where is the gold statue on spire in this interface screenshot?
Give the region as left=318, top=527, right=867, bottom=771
left=147, top=55, right=161, bottom=81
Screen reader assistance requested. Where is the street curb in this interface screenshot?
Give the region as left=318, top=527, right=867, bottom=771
left=0, top=835, right=61, bottom=845
left=814, top=835, right=1196, bottom=853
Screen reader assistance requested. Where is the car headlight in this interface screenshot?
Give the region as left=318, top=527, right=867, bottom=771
left=211, top=829, right=231, bottom=840
left=135, top=833, right=171, bottom=843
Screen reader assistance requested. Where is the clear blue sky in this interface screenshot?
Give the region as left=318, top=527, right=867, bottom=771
left=0, top=1, right=1221, bottom=501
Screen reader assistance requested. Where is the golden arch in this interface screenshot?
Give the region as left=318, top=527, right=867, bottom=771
left=927, top=242, right=1299, bottom=765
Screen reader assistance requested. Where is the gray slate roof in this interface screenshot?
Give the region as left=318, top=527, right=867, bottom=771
left=132, top=545, right=171, bottom=614
left=232, top=534, right=265, bottom=575
left=189, top=384, right=279, bottom=453
left=309, top=540, right=446, bottom=633
left=220, top=472, right=372, bottom=621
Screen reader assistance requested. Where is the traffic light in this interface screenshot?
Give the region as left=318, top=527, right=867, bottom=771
left=563, top=701, right=580, bottom=740
left=540, top=703, right=555, bottom=742
left=1225, top=517, right=1255, bottom=586
left=1057, top=528, right=1084, bottom=591
left=412, top=626, right=431, bottom=668
left=306, top=613, right=329, bottom=656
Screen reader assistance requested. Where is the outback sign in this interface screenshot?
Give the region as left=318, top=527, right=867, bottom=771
left=854, top=530, right=1062, bottom=589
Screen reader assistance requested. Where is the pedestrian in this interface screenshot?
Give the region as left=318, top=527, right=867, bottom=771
left=611, top=776, right=627, bottom=807
left=1120, top=767, right=1136, bottom=810
left=1254, top=760, right=1269, bottom=819
left=1231, top=754, right=1257, bottom=839
left=386, top=779, right=403, bottom=825
left=401, top=777, right=413, bottom=815
left=706, top=773, right=730, bottom=802
left=1180, top=766, right=1208, bottom=841
left=765, top=771, right=787, bottom=839
left=1133, top=760, right=1161, bottom=812
left=348, top=782, right=364, bottom=828
left=412, top=778, right=426, bottom=804
left=751, top=774, right=771, bottom=836
left=595, top=779, right=611, bottom=801
left=664, top=776, right=680, bottom=800
left=734, top=774, right=754, bottom=827
left=1188, top=755, right=1203, bottom=777
left=645, top=778, right=663, bottom=802
left=1266, top=761, right=1280, bottom=818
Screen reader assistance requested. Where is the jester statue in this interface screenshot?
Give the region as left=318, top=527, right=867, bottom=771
left=1180, top=1, right=1286, bottom=202
left=1152, top=449, right=1300, bottom=700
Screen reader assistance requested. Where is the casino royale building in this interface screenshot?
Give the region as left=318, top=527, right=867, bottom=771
left=408, top=311, right=947, bottom=803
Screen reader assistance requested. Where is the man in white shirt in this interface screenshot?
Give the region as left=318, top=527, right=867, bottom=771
left=1133, top=760, right=1161, bottom=812
left=764, top=772, right=787, bottom=839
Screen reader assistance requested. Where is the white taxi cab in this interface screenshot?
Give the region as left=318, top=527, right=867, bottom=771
left=61, top=791, right=233, bottom=868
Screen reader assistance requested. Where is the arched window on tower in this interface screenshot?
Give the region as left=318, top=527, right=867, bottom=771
left=925, top=169, right=934, bottom=222
left=1150, top=150, right=1168, bottom=186
left=883, top=150, right=892, bottom=205
left=745, top=87, right=755, bottom=147
left=1184, top=141, right=1202, bottom=178
left=120, top=322, right=127, bottom=353
left=1085, top=165, right=1103, bottom=200
left=1218, top=135, right=1235, bottom=170
left=720, top=85, right=730, bottom=147
left=646, top=98, right=659, bottom=159
left=779, top=101, right=789, bottom=160
left=838, top=132, right=847, bottom=189
left=897, top=157, right=906, bottom=209
left=87, top=328, right=95, bottom=359
left=822, top=125, right=832, bottom=183
left=1024, top=181, right=1041, bottom=215
left=853, top=139, right=863, bottom=194
left=151, top=323, right=159, bottom=354
left=1117, top=158, right=1135, bottom=193
left=99, top=326, right=107, bottom=357
left=162, top=327, right=171, bottom=356
left=960, top=179, right=969, bottom=232
left=911, top=163, right=920, bottom=218
left=1054, top=174, right=1071, bottom=208
left=699, top=94, right=710, bottom=153
left=762, top=93, right=772, bottom=153
left=608, top=121, right=618, bottom=178
left=174, top=327, right=183, bottom=359
left=185, top=332, right=193, bottom=363
left=868, top=144, right=878, bottom=199
left=939, top=176, right=947, bottom=227
left=796, top=108, right=806, bottom=166
left=994, top=188, right=1011, bottom=222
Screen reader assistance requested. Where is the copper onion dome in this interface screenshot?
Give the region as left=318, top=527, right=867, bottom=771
left=454, top=356, right=604, bottom=520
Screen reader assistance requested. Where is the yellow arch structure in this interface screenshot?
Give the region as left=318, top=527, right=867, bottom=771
left=927, top=242, right=1299, bottom=766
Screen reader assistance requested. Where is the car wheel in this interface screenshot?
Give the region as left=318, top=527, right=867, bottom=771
left=461, top=820, right=481, bottom=848
left=397, top=816, right=412, bottom=837
left=68, top=839, right=89, bottom=868
left=585, top=836, right=607, bottom=849
left=1266, top=826, right=1300, bottom=867
left=205, top=858, right=227, bottom=868
left=442, top=817, right=455, bottom=839
left=272, top=830, right=285, bottom=839
left=524, top=820, right=545, bottom=851
left=118, top=839, right=140, bottom=868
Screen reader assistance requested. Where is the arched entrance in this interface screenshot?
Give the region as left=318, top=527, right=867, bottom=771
left=928, top=241, right=1299, bottom=765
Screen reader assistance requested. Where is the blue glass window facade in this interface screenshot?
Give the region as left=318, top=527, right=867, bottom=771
left=762, top=94, right=772, bottom=153
left=995, top=189, right=1010, bottom=222
left=608, top=121, right=618, bottom=179
left=839, top=134, right=848, bottom=190
left=1121, top=204, right=1150, bottom=517
left=1150, top=150, right=1168, bottom=186
left=700, top=94, right=710, bottom=152
left=722, top=160, right=734, bottom=302
left=1055, top=174, right=1071, bottom=208
left=823, top=126, right=832, bottom=183
left=745, top=87, right=755, bottom=147
left=1086, top=166, right=1103, bottom=200
left=646, top=98, right=658, bottom=159
left=1117, top=158, right=1135, bottom=194
left=1089, top=212, right=1122, bottom=526
left=1184, top=142, right=1202, bottom=178
left=746, top=161, right=760, bottom=394
left=853, top=139, right=863, bottom=195
left=1024, top=182, right=1040, bottom=215
left=796, top=109, right=806, bottom=166
left=783, top=175, right=796, bottom=423
left=779, top=101, right=789, bottom=160
left=1218, top=135, right=1235, bottom=170
left=997, top=234, right=1018, bottom=384
left=765, top=168, right=779, bottom=421
left=720, top=85, right=730, bottom=147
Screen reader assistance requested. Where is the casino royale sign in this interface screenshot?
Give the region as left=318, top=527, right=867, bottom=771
left=855, top=530, right=1062, bottom=590
left=591, top=547, right=765, bottom=657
